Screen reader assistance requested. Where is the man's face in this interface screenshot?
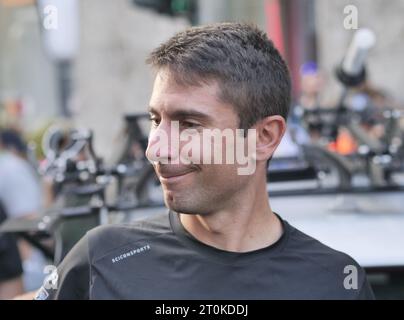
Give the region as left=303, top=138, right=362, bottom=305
left=300, top=73, right=324, bottom=96
left=146, top=69, right=254, bottom=215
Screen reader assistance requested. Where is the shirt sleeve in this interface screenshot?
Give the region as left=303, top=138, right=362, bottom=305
left=34, top=233, right=90, bottom=300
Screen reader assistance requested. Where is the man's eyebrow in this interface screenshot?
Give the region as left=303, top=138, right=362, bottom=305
left=148, top=106, right=213, bottom=122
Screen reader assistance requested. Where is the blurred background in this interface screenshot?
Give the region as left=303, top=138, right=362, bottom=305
left=0, top=0, right=404, bottom=299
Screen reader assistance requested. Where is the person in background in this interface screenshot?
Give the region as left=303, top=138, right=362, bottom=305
left=0, top=128, right=44, bottom=298
left=292, top=61, right=326, bottom=142
left=0, top=200, right=23, bottom=299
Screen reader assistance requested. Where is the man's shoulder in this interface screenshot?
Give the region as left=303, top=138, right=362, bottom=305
left=85, top=212, right=172, bottom=259
left=282, top=220, right=374, bottom=299
left=284, top=220, right=365, bottom=278
left=288, top=221, right=359, bottom=271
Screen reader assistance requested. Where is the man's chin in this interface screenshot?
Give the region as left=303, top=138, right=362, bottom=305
left=165, top=199, right=188, bottom=214
left=165, top=202, right=210, bottom=216
left=163, top=193, right=199, bottom=215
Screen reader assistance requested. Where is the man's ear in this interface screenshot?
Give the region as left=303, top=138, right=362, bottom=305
left=253, top=115, right=287, bottom=161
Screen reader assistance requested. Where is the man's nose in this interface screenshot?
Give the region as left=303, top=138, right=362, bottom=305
left=145, top=120, right=179, bottom=163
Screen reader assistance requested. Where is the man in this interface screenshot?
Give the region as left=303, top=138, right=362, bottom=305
left=36, top=23, right=374, bottom=299
left=0, top=129, right=42, bottom=299
left=0, top=201, right=24, bottom=299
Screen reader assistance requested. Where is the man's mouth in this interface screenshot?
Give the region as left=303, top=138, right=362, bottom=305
left=156, top=166, right=197, bottom=183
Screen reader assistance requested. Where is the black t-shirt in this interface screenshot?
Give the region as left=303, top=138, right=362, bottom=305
left=0, top=201, right=23, bottom=282
left=35, top=211, right=374, bottom=300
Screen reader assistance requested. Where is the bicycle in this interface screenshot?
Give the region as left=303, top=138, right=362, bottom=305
left=294, top=29, right=404, bottom=190
left=0, top=119, right=160, bottom=265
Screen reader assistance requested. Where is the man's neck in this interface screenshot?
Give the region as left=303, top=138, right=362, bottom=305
left=179, top=181, right=283, bottom=253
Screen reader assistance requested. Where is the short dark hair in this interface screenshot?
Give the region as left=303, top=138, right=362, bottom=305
left=147, top=22, right=291, bottom=130
left=0, top=128, right=27, bottom=154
